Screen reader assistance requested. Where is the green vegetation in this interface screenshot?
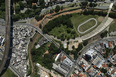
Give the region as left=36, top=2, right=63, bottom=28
left=32, top=66, right=40, bottom=77
left=31, top=42, right=60, bottom=70
left=79, top=1, right=88, bottom=9
left=43, top=14, right=78, bottom=40
left=27, top=60, right=32, bottom=76
left=100, top=31, right=108, bottom=38
left=49, top=24, right=77, bottom=41
left=83, top=40, right=88, bottom=46
left=55, top=5, right=60, bottom=12
left=35, top=15, right=44, bottom=21
left=113, top=46, right=116, bottom=55
left=0, top=0, right=5, bottom=19
left=104, top=48, right=111, bottom=58
left=79, top=20, right=96, bottom=32
left=2, top=68, right=17, bottom=77
left=32, top=73, right=40, bottom=77
left=89, top=2, right=97, bottom=7
left=12, top=0, right=45, bottom=21
left=71, top=13, right=101, bottom=36
left=100, top=68, right=107, bottom=74
left=108, top=63, right=112, bottom=67
left=109, top=22, right=116, bottom=32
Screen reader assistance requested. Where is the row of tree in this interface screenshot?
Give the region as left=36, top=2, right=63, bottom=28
left=82, top=9, right=107, bottom=16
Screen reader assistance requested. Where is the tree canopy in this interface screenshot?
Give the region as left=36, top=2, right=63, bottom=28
left=55, top=5, right=60, bottom=12
left=80, top=1, right=88, bottom=9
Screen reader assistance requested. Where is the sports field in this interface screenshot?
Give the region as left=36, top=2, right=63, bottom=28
left=71, top=13, right=102, bottom=36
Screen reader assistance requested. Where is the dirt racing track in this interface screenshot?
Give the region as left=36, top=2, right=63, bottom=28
left=77, top=18, right=97, bottom=34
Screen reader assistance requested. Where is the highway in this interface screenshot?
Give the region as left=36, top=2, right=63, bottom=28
left=0, top=0, right=11, bottom=76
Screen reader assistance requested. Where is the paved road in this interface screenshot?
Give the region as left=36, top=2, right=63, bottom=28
left=0, top=0, right=11, bottom=75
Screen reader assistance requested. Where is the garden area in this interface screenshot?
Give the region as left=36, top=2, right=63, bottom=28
left=31, top=42, right=60, bottom=70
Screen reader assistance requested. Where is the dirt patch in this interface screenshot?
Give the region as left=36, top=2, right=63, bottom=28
left=29, top=33, right=40, bottom=76
left=98, top=17, right=104, bottom=22
left=88, top=34, right=101, bottom=43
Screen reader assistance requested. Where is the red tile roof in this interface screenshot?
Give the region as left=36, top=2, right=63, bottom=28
left=97, top=71, right=101, bottom=76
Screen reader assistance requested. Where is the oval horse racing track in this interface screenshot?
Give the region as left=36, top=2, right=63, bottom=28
left=77, top=18, right=97, bottom=34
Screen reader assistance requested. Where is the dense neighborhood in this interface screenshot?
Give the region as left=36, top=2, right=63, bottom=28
left=1, top=0, right=116, bottom=77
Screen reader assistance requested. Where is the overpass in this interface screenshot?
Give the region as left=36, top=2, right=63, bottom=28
left=0, top=0, right=11, bottom=76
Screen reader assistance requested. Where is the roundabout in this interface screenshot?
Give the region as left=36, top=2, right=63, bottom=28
left=77, top=18, right=97, bottom=34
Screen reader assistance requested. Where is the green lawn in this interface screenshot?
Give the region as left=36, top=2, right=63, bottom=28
left=79, top=20, right=96, bottom=32
left=71, top=14, right=102, bottom=36
left=109, top=22, right=116, bottom=32
left=2, top=68, right=17, bottom=77
left=49, top=24, right=78, bottom=40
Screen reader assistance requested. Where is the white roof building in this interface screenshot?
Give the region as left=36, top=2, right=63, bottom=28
left=85, top=49, right=97, bottom=57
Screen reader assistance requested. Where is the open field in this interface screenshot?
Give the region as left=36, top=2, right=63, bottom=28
left=2, top=68, right=17, bottom=77
left=79, top=19, right=97, bottom=32
left=109, top=21, right=116, bottom=32
left=48, top=24, right=78, bottom=40
left=71, top=14, right=103, bottom=36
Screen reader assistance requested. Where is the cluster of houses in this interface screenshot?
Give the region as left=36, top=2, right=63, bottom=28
left=0, top=36, right=5, bottom=53
left=44, top=0, right=74, bottom=6
left=71, top=39, right=116, bottom=77
left=11, top=25, right=34, bottom=76
left=53, top=52, right=74, bottom=76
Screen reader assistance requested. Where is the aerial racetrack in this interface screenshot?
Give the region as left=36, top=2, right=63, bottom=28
left=43, top=13, right=103, bottom=40
left=77, top=18, right=97, bottom=34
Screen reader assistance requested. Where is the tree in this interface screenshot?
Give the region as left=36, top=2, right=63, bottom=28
left=76, top=44, right=83, bottom=52
left=100, top=31, right=108, bottom=38
left=12, top=14, right=20, bottom=21
left=35, top=8, right=41, bottom=15
left=55, top=5, right=60, bottom=12
left=30, top=38, right=33, bottom=42
left=79, top=1, right=88, bottom=10
left=18, top=1, right=24, bottom=9
left=100, top=68, right=107, bottom=73
left=83, top=40, right=88, bottom=46
left=39, top=24, right=42, bottom=29
left=61, top=6, right=63, bottom=10
left=108, top=63, right=112, bottom=67
left=72, top=46, right=75, bottom=49
left=50, top=9, right=54, bottom=14
left=32, top=5, right=37, bottom=9
left=15, top=6, right=20, bottom=14
left=29, top=12, right=34, bottom=18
